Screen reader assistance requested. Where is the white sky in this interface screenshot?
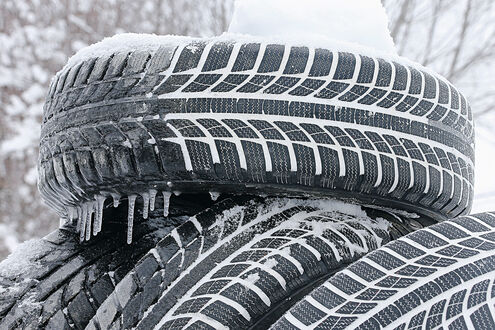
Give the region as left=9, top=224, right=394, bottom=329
left=472, top=124, right=495, bottom=213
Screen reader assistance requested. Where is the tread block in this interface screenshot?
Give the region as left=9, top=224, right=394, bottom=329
left=284, top=47, right=309, bottom=74
left=202, top=42, right=234, bottom=72
left=258, top=44, right=285, bottom=73
left=309, top=49, right=333, bottom=77
left=333, top=52, right=356, bottom=80
left=173, top=43, right=207, bottom=73
left=232, top=43, right=261, bottom=72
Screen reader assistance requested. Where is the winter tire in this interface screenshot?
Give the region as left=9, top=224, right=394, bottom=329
left=273, top=211, right=495, bottom=329
left=0, top=193, right=217, bottom=329
left=83, top=196, right=426, bottom=329
left=0, top=195, right=431, bottom=329
left=40, top=35, right=474, bottom=222
left=0, top=216, right=176, bottom=329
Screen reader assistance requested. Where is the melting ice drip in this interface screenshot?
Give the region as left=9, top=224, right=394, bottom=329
left=65, top=189, right=220, bottom=244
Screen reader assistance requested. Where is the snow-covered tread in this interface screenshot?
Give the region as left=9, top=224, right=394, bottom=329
left=39, top=36, right=474, bottom=222
left=273, top=212, right=495, bottom=329
left=85, top=197, right=429, bottom=329
left=0, top=216, right=176, bottom=330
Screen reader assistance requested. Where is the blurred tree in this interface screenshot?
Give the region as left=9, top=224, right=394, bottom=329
left=383, top=0, right=495, bottom=118
left=383, top=0, right=495, bottom=211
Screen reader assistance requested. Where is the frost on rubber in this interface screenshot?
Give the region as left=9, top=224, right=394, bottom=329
left=40, top=36, right=475, bottom=226
left=273, top=212, right=495, bottom=330
left=0, top=217, right=176, bottom=330
left=84, top=197, right=430, bottom=329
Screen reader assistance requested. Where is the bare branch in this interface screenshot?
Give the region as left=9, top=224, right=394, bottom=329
left=422, top=0, right=443, bottom=65
left=390, top=0, right=412, bottom=41
left=447, top=0, right=472, bottom=78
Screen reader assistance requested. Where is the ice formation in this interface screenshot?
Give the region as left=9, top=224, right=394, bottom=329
left=64, top=186, right=392, bottom=246
left=127, top=195, right=137, bottom=244
left=67, top=189, right=174, bottom=244
left=111, top=194, right=120, bottom=207
left=162, top=191, right=171, bottom=217
left=141, top=192, right=150, bottom=219
left=209, top=191, right=221, bottom=201
left=149, top=189, right=157, bottom=211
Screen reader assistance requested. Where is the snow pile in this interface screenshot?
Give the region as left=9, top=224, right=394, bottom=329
left=66, top=0, right=398, bottom=72
left=245, top=273, right=260, bottom=284
left=264, top=258, right=278, bottom=269
left=229, top=0, right=396, bottom=54
left=296, top=198, right=368, bottom=219
left=65, top=34, right=194, bottom=67
left=0, top=239, right=49, bottom=278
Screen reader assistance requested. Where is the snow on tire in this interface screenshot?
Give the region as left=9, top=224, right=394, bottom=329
left=2, top=196, right=419, bottom=329
left=80, top=197, right=427, bottom=329
left=273, top=212, right=495, bottom=330
left=39, top=35, right=474, bottom=228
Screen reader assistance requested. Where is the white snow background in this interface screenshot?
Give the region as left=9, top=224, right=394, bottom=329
left=229, top=0, right=396, bottom=54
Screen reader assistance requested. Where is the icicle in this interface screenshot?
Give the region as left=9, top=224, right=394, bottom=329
left=209, top=191, right=220, bottom=201
left=68, top=207, right=75, bottom=225
left=94, top=196, right=106, bottom=235
left=85, top=203, right=93, bottom=241
left=162, top=191, right=171, bottom=217
left=127, top=195, right=137, bottom=244
left=79, top=204, right=87, bottom=242
left=111, top=194, right=121, bottom=208
left=149, top=189, right=157, bottom=211
left=76, top=206, right=82, bottom=233
left=142, top=192, right=150, bottom=219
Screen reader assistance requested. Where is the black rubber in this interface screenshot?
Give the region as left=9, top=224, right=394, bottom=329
left=0, top=219, right=175, bottom=330
left=0, top=193, right=216, bottom=330
left=76, top=197, right=430, bottom=330
left=39, top=36, right=474, bottom=222
left=273, top=212, right=495, bottom=329
left=0, top=195, right=431, bottom=329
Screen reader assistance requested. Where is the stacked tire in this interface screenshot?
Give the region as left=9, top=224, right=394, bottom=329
left=1, top=35, right=488, bottom=330
left=39, top=36, right=474, bottom=222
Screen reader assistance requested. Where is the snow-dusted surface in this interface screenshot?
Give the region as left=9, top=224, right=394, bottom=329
left=229, top=0, right=396, bottom=54
left=66, top=32, right=400, bottom=69
left=63, top=31, right=450, bottom=100
left=0, top=238, right=49, bottom=278
left=151, top=197, right=392, bottom=328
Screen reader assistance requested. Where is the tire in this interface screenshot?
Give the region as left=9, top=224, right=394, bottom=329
left=0, top=215, right=177, bottom=330
left=77, top=196, right=430, bottom=330
left=273, top=211, right=495, bottom=330
left=39, top=35, right=474, bottom=222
